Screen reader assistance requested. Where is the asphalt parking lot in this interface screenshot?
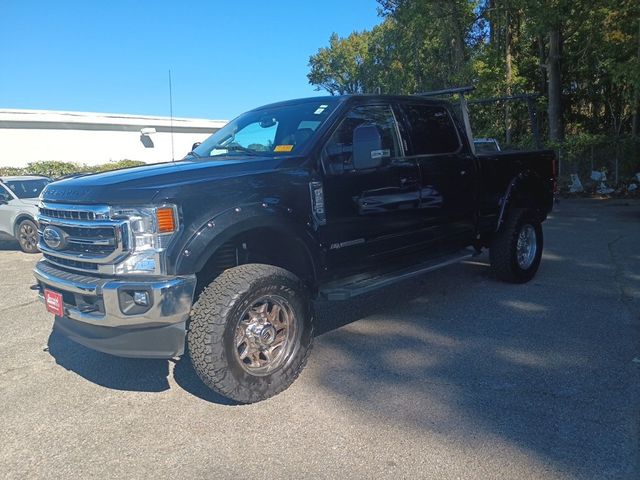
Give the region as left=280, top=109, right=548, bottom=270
left=1, top=199, right=639, bottom=480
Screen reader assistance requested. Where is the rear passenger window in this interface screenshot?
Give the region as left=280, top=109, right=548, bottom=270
left=402, top=105, right=460, bottom=155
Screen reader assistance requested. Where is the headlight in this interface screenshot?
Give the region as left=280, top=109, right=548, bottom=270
left=110, top=205, right=179, bottom=275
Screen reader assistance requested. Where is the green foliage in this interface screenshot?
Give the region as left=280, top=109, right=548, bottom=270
left=308, top=1, right=478, bottom=95
left=0, top=167, right=26, bottom=176
left=92, top=159, right=146, bottom=173
left=308, top=31, right=373, bottom=95
left=0, top=159, right=147, bottom=178
left=23, top=161, right=87, bottom=178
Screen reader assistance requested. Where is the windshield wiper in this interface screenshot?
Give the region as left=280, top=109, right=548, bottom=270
left=211, top=144, right=261, bottom=156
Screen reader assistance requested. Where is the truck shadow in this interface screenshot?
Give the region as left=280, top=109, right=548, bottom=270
left=47, top=330, right=172, bottom=393
left=47, top=330, right=238, bottom=405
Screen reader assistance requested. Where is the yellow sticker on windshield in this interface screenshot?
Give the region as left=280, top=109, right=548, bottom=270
left=274, top=145, right=294, bottom=152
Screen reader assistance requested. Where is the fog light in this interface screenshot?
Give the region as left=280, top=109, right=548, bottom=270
left=118, top=288, right=152, bottom=315
left=133, top=291, right=149, bottom=306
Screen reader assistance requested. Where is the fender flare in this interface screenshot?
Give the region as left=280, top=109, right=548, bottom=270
left=495, top=170, right=550, bottom=232
left=173, top=202, right=320, bottom=279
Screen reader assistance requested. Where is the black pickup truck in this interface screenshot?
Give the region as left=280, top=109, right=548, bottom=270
left=33, top=95, right=556, bottom=403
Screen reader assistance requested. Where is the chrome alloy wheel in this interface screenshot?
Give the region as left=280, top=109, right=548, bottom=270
left=516, top=224, right=537, bottom=269
left=234, top=295, right=299, bottom=376
left=19, top=221, right=38, bottom=251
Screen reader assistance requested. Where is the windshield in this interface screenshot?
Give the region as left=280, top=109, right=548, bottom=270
left=191, top=100, right=339, bottom=158
left=3, top=179, right=51, bottom=199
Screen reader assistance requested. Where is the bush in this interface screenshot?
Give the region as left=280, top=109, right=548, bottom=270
left=24, top=161, right=88, bottom=178
left=92, top=159, right=146, bottom=173
left=0, top=166, right=26, bottom=176
left=0, top=159, right=147, bottom=178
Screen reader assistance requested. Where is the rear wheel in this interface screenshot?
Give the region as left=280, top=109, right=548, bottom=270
left=16, top=219, right=39, bottom=253
left=490, top=209, right=543, bottom=283
left=188, top=264, right=313, bottom=403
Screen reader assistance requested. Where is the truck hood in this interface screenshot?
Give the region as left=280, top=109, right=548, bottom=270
left=41, top=156, right=282, bottom=205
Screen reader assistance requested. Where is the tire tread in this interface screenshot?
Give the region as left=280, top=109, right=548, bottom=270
left=188, top=263, right=312, bottom=403
left=490, top=208, right=542, bottom=283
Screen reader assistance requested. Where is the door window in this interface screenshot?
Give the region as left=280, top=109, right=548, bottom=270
left=402, top=104, right=461, bottom=156
left=3, top=179, right=50, bottom=199
left=0, top=186, right=12, bottom=202
left=323, top=105, right=400, bottom=175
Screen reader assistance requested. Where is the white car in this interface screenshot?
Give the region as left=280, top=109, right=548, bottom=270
left=0, top=175, right=51, bottom=253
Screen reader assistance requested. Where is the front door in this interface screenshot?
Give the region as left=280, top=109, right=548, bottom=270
left=318, top=103, right=422, bottom=272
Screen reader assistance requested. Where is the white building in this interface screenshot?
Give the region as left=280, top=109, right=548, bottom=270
left=0, top=109, right=227, bottom=168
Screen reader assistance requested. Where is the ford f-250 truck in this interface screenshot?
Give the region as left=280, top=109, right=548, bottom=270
left=33, top=95, right=556, bottom=403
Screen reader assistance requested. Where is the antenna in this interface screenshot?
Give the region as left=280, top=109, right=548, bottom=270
left=169, top=69, right=175, bottom=162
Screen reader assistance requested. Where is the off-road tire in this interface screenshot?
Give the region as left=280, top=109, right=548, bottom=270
left=490, top=208, right=543, bottom=283
left=188, top=264, right=313, bottom=403
left=16, top=218, right=39, bottom=253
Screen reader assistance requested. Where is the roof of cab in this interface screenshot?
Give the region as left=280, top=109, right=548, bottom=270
left=251, top=94, right=453, bottom=111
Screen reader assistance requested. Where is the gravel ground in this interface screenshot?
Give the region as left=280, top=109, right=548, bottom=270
left=0, top=198, right=638, bottom=479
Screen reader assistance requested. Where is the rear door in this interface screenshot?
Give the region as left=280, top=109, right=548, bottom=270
left=319, top=103, right=423, bottom=269
left=397, top=102, right=477, bottom=247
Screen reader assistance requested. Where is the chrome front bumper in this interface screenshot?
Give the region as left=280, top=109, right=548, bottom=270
left=33, top=259, right=196, bottom=358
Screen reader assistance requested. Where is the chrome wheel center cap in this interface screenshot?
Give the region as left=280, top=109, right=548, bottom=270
left=248, top=323, right=277, bottom=346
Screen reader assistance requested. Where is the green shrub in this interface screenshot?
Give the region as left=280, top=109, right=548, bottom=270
left=0, top=159, right=147, bottom=179
left=92, top=159, right=146, bottom=172
left=0, top=166, right=26, bottom=176
left=24, top=161, right=88, bottom=178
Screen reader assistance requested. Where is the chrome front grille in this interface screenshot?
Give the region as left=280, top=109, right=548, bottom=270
left=38, top=207, right=98, bottom=221
left=37, top=202, right=130, bottom=273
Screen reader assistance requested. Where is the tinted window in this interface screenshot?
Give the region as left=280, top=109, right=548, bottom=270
left=402, top=105, right=460, bottom=155
left=3, top=179, right=50, bottom=199
left=324, top=105, right=399, bottom=174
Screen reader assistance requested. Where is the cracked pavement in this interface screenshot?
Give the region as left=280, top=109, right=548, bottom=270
left=0, top=199, right=639, bottom=479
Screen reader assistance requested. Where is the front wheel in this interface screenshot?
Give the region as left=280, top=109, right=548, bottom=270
left=16, top=219, right=39, bottom=253
left=490, top=209, right=543, bottom=283
left=188, top=264, right=313, bottom=403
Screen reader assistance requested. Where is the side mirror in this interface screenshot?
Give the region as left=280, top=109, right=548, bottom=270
left=191, top=142, right=201, bottom=151
left=352, top=124, right=387, bottom=170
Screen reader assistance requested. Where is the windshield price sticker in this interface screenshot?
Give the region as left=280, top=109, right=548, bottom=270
left=274, top=145, right=294, bottom=152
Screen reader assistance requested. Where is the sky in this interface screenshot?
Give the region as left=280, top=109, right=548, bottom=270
left=0, top=0, right=381, bottom=121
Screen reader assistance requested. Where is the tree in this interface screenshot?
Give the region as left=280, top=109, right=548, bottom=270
left=307, top=32, right=372, bottom=95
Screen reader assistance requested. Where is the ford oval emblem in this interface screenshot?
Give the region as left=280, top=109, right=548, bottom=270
left=42, top=226, right=66, bottom=250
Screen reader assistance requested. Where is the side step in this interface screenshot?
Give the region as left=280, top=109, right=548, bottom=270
left=319, top=248, right=478, bottom=301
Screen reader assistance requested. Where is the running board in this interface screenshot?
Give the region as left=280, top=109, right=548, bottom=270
left=319, top=249, right=477, bottom=301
